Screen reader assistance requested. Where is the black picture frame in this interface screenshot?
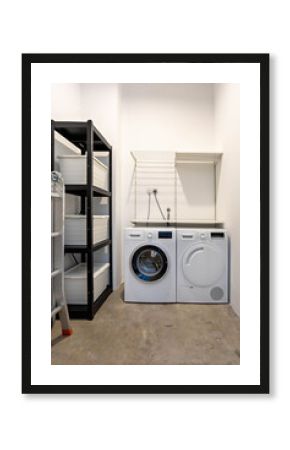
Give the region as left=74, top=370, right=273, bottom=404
left=22, top=53, right=269, bottom=394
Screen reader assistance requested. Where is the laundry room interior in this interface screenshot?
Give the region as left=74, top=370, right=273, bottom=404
left=51, top=82, right=240, bottom=365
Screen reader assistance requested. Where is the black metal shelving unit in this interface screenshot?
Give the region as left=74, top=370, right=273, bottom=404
left=51, top=120, right=113, bottom=320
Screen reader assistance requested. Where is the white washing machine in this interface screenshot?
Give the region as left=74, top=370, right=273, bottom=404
left=177, top=228, right=228, bottom=303
left=124, top=227, right=176, bottom=303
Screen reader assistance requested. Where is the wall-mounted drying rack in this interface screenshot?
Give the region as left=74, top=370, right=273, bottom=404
left=130, top=151, right=223, bottom=227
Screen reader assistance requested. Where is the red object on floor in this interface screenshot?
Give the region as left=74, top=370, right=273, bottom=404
left=62, top=328, right=73, bottom=336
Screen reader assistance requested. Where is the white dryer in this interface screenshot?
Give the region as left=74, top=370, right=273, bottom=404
left=177, top=229, right=228, bottom=303
left=124, top=227, right=176, bottom=303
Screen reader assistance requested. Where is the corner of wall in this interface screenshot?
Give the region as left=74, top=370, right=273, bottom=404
left=214, top=84, right=240, bottom=317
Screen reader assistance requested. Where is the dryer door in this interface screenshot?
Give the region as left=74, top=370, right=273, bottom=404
left=132, top=245, right=168, bottom=282
left=182, top=244, right=225, bottom=287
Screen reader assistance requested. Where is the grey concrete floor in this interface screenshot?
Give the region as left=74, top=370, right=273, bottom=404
left=52, top=287, right=240, bottom=365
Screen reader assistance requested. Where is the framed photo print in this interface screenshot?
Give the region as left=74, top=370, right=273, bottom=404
left=22, top=53, right=269, bottom=394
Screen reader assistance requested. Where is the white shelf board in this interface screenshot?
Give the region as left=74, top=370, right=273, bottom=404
left=175, top=152, right=223, bottom=164
left=131, top=218, right=223, bottom=225
left=131, top=151, right=222, bottom=165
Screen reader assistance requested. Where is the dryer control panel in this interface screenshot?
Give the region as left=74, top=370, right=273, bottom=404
left=211, top=232, right=225, bottom=239
left=179, top=230, right=226, bottom=241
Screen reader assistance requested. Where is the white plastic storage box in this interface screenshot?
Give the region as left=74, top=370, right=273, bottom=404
left=65, top=215, right=109, bottom=245
left=58, top=155, right=108, bottom=191
left=64, top=262, right=110, bottom=304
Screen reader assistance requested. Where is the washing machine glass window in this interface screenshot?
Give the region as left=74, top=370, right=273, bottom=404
left=132, top=245, right=168, bottom=282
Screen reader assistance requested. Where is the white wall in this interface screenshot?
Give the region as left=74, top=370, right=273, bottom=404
left=120, top=83, right=216, bottom=225
left=120, top=84, right=215, bottom=151
left=176, top=163, right=216, bottom=221
left=51, top=84, right=83, bottom=120
left=214, top=84, right=240, bottom=315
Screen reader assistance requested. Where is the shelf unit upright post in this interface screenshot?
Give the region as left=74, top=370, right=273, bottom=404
left=108, top=140, right=113, bottom=289
left=86, top=120, right=94, bottom=320
left=51, top=120, right=113, bottom=320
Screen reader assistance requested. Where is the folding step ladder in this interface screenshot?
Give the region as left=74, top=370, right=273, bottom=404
left=51, top=171, right=72, bottom=336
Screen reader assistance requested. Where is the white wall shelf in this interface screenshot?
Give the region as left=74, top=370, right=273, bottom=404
left=131, top=219, right=223, bottom=225
left=175, top=152, right=222, bottom=164
left=130, top=151, right=222, bottom=165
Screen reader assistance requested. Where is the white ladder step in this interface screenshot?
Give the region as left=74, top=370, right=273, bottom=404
left=51, top=269, right=61, bottom=278
left=51, top=305, right=63, bottom=317
left=51, top=231, right=62, bottom=237
left=51, top=170, right=72, bottom=336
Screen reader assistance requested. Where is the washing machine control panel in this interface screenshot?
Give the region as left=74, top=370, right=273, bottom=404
left=158, top=231, right=173, bottom=239
left=147, top=232, right=153, bottom=239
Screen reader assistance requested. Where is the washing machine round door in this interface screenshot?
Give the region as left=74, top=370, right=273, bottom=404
left=182, top=244, right=225, bottom=287
left=132, top=245, right=168, bottom=282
